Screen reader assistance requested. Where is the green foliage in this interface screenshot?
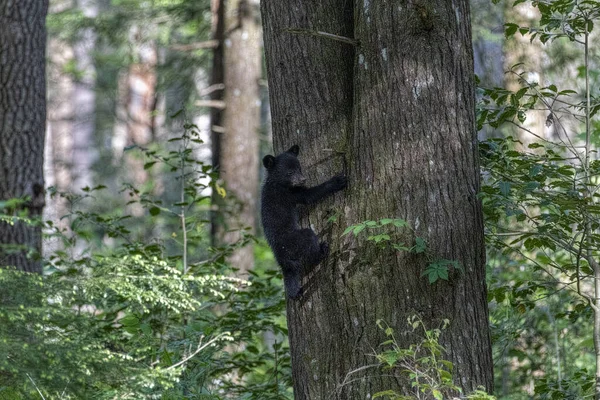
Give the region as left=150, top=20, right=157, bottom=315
left=481, top=134, right=598, bottom=399
left=534, top=369, right=595, bottom=399
left=422, top=260, right=463, bottom=284
left=476, top=73, right=587, bottom=130
left=500, top=0, right=597, bottom=44
left=479, top=1, right=600, bottom=397
left=343, top=219, right=463, bottom=284
left=371, top=317, right=495, bottom=400
left=466, top=389, right=498, bottom=400
left=0, top=128, right=291, bottom=399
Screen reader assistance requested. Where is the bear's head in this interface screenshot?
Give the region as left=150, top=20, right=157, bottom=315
left=262, top=145, right=306, bottom=187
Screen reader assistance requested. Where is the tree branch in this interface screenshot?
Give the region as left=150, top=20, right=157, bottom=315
left=283, top=28, right=358, bottom=46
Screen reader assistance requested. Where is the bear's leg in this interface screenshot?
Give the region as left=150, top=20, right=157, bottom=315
left=282, top=266, right=303, bottom=299
left=298, top=228, right=328, bottom=267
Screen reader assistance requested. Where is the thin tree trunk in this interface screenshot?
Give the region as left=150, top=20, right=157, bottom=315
left=211, top=0, right=261, bottom=275
left=45, top=34, right=74, bottom=256
left=0, top=1, right=49, bottom=273
left=210, top=0, right=226, bottom=245
left=503, top=2, right=547, bottom=147
left=112, top=31, right=158, bottom=216
left=262, top=1, right=493, bottom=398
left=72, top=0, right=99, bottom=192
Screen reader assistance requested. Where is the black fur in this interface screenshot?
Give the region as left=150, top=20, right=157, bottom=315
left=261, top=145, right=347, bottom=299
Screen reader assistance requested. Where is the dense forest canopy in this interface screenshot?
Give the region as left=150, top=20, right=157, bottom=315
left=0, top=0, right=599, bottom=399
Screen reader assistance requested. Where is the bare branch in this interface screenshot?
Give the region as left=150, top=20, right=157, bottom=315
left=284, top=28, right=358, bottom=46
left=170, top=40, right=219, bottom=51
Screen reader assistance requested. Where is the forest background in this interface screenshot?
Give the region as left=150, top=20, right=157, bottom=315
left=0, top=0, right=599, bottom=399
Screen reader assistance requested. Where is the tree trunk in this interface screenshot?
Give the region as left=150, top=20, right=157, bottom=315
left=503, top=2, right=547, bottom=147
left=211, top=0, right=261, bottom=275
left=209, top=0, right=226, bottom=245
left=45, top=29, right=75, bottom=257
left=261, top=1, right=493, bottom=398
left=112, top=30, right=158, bottom=217
left=72, top=0, right=99, bottom=192
left=0, top=0, right=48, bottom=273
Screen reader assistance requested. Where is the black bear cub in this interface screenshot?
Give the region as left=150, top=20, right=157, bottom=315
left=261, top=145, right=347, bottom=299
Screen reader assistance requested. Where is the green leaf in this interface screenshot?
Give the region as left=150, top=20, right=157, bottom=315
left=499, top=181, right=511, bottom=196
left=140, top=323, right=152, bottom=335
left=120, top=314, right=139, bottom=327
left=392, top=243, right=410, bottom=252
left=342, top=226, right=355, bottom=236
left=368, top=234, right=391, bottom=243
left=515, top=87, right=528, bottom=100
left=149, top=207, right=161, bottom=216
left=413, top=237, right=427, bottom=253
left=427, top=271, right=438, bottom=283
left=438, top=267, right=449, bottom=281
left=353, top=224, right=366, bottom=236
left=505, top=23, right=519, bottom=37
left=393, top=219, right=409, bottom=228
left=524, top=181, right=539, bottom=193
left=143, top=161, right=157, bottom=170
left=558, top=89, right=576, bottom=95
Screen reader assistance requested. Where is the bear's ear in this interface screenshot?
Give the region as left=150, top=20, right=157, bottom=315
left=287, top=145, right=300, bottom=156
left=262, top=155, right=276, bottom=169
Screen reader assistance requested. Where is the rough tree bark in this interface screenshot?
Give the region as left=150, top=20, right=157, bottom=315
left=211, top=0, right=261, bottom=275
left=261, top=1, right=493, bottom=398
left=0, top=1, right=49, bottom=273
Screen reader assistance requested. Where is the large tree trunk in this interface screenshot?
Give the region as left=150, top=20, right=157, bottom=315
left=261, top=1, right=493, bottom=398
left=0, top=1, right=48, bottom=273
left=211, top=0, right=261, bottom=275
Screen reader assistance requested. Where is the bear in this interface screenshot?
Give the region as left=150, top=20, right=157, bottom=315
left=261, top=145, right=347, bottom=299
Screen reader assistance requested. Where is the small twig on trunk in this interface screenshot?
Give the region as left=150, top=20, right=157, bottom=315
left=283, top=28, right=358, bottom=46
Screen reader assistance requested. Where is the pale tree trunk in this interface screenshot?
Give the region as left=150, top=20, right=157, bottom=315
left=503, top=2, right=547, bottom=147
left=262, top=0, right=493, bottom=398
left=112, top=30, right=158, bottom=216
left=211, top=0, right=261, bottom=275
left=0, top=1, right=48, bottom=273
left=45, top=25, right=74, bottom=256
left=45, top=0, right=98, bottom=256
left=46, top=3, right=75, bottom=195
left=72, top=0, right=99, bottom=192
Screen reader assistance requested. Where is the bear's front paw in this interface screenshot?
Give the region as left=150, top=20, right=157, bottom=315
left=289, top=286, right=304, bottom=300
left=330, top=174, right=348, bottom=191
